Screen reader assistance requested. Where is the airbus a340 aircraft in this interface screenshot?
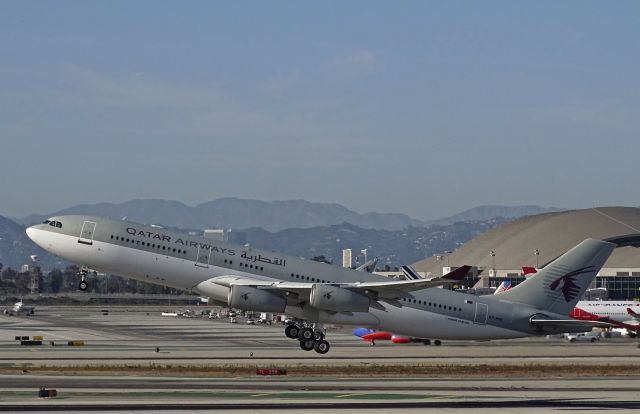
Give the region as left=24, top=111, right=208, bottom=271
left=27, top=215, right=617, bottom=354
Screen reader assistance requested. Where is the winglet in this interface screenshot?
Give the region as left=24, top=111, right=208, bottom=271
left=442, top=265, right=471, bottom=281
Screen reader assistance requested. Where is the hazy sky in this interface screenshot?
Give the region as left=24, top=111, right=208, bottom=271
left=1, top=1, right=639, bottom=221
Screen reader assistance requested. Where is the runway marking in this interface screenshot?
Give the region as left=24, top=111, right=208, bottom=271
left=336, top=393, right=363, bottom=398
left=251, top=393, right=270, bottom=397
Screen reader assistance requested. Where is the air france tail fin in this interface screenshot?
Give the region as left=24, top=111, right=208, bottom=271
left=401, top=265, right=422, bottom=280
left=498, top=239, right=615, bottom=315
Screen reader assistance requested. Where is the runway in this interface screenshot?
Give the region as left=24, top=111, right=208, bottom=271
left=0, top=306, right=639, bottom=412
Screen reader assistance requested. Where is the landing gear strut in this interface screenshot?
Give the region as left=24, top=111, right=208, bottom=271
left=78, top=269, right=89, bottom=291
left=284, top=322, right=330, bottom=354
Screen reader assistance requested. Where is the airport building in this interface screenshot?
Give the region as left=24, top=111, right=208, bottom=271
left=411, top=207, right=640, bottom=300
left=342, top=249, right=352, bottom=268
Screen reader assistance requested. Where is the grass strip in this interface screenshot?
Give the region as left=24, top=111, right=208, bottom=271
left=2, top=363, right=640, bottom=378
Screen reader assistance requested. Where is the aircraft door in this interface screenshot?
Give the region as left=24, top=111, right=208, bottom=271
left=78, top=221, right=97, bottom=245
left=474, top=303, right=488, bottom=325
left=195, top=246, right=211, bottom=268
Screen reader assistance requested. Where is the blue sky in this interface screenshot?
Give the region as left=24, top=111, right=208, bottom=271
left=1, top=1, right=639, bottom=220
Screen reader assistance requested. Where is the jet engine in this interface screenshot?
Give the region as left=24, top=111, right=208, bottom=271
left=227, top=285, right=287, bottom=313
left=309, top=284, right=370, bottom=312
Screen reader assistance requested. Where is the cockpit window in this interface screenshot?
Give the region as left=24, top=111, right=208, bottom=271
left=43, top=219, right=62, bottom=229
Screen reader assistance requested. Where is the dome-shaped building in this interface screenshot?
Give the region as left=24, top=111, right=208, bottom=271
left=412, top=207, right=640, bottom=300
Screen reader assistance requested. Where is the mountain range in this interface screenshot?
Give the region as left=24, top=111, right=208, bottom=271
left=16, top=198, right=561, bottom=232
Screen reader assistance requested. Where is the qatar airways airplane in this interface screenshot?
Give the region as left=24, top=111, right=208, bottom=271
left=27, top=215, right=616, bottom=354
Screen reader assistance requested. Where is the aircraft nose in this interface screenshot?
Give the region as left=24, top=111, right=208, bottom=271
left=26, top=226, right=45, bottom=248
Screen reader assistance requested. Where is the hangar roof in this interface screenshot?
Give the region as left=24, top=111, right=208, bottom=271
left=412, top=207, right=640, bottom=273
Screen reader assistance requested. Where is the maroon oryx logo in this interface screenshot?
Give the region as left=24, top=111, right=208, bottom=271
left=548, top=266, right=595, bottom=302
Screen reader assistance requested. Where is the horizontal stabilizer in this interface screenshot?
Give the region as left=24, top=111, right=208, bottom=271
left=530, top=318, right=613, bottom=329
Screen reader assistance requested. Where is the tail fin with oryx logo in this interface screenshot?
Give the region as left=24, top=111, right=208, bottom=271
left=498, top=239, right=615, bottom=315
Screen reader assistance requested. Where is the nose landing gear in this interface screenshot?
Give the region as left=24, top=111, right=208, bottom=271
left=78, top=268, right=90, bottom=291
left=285, top=322, right=330, bottom=354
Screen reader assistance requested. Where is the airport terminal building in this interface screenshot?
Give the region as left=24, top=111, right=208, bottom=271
left=410, top=207, right=640, bottom=300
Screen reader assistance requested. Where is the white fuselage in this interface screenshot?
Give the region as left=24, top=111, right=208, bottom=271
left=576, top=301, right=640, bottom=325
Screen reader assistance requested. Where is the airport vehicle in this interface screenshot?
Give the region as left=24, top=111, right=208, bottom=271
left=565, top=332, right=600, bottom=342
left=10, top=300, right=35, bottom=316
left=27, top=215, right=617, bottom=354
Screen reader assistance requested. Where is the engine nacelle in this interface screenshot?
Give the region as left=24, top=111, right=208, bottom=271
left=227, top=285, right=287, bottom=313
left=309, top=284, right=370, bottom=312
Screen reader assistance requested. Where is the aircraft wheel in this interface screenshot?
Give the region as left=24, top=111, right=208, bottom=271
left=285, top=324, right=299, bottom=339
left=369, top=341, right=376, bottom=346
left=314, top=340, right=330, bottom=354
left=78, top=280, right=89, bottom=291
left=299, top=339, right=315, bottom=351
left=313, top=330, right=325, bottom=341
left=299, top=327, right=314, bottom=341
left=434, top=339, right=442, bottom=346
left=424, top=339, right=431, bottom=346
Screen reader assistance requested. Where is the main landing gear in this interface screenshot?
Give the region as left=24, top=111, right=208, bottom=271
left=284, top=322, right=330, bottom=354
left=78, top=268, right=89, bottom=291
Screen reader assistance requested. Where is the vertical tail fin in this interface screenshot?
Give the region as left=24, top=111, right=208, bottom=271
left=494, top=280, right=512, bottom=295
left=499, top=239, right=615, bottom=315
left=401, top=265, right=422, bottom=280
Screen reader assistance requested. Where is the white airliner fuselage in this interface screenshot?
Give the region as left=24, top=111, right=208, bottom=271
left=26, top=215, right=617, bottom=352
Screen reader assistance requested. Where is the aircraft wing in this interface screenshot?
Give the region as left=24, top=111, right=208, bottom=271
left=529, top=317, right=613, bottom=329
left=203, top=265, right=471, bottom=300
left=341, top=264, right=470, bottom=295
